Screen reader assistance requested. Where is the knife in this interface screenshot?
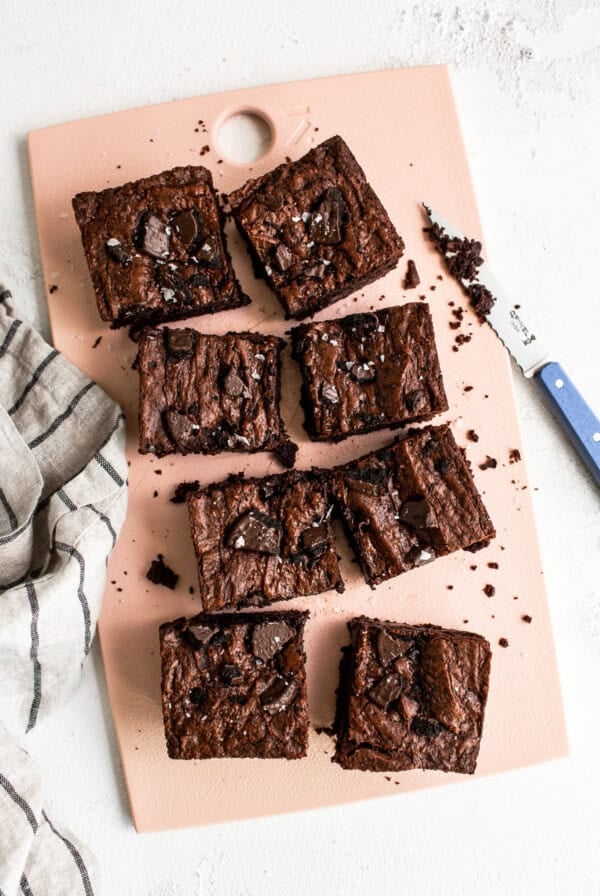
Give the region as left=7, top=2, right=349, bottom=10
left=423, top=204, right=600, bottom=487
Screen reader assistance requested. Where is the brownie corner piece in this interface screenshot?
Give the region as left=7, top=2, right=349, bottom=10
left=332, top=423, right=495, bottom=587
left=72, top=165, right=249, bottom=328
left=333, top=616, right=491, bottom=774
left=159, top=609, right=309, bottom=760
left=291, top=303, right=448, bottom=441
left=136, top=326, right=296, bottom=464
left=228, top=135, right=404, bottom=320
left=187, top=469, right=344, bottom=611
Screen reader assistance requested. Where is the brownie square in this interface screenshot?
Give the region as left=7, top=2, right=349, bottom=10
left=160, top=610, right=309, bottom=760
left=136, top=326, right=297, bottom=466
left=227, top=136, right=404, bottom=320
left=332, top=424, right=495, bottom=587
left=187, top=470, right=344, bottom=611
left=291, top=303, right=448, bottom=441
left=333, top=616, right=491, bottom=774
left=72, top=166, right=249, bottom=328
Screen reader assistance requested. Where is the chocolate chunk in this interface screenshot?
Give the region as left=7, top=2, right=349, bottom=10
left=157, top=266, right=190, bottom=305
left=404, top=389, right=427, bottom=413
left=377, top=631, right=410, bottom=667
left=164, top=411, right=202, bottom=450
left=434, top=456, right=453, bottom=475
left=260, top=677, right=298, bottom=714
left=411, top=717, right=443, bottom=738
left=186, top=625, right=218, bottom=647
left=105, top=238, right=131, bottom=264
left=478, top=456, right=498, bottom=471
left=170, top=480, right=200, bottom=503
left=273, top=243, right=293, bottom=272
left=299, top=523, right=329, bottom=556
left=223, top=368, right=247, bottom=398
left=189, top=687, right=205, bottom=706
left=304, top=262, right=327, bottom=279
left=262, top=193, right=283, bottom=211
left=398, top=497, right=433, bottom=529
left=251, top=621, right=295, bottom=661
left=195, top=234, right=222, bottom=268
left=350, top=362, right=376, bottom=383
left=172, top=210, right=200, bottom=246
left=146, top=554, right=179, bottom=589
left=140, top=213, right=170, bottom=258
left=221, top=664, right=243, bottom=684
left=404, top=259, right=420, bottom=289
left=165, top=328, right=196, bottom=359
left=310, top=187, right=344, bottom=244
left=226, top=510, right=282, bottom=555
left=368, top=673, right=404, bottom=710
left=320, top=382, right=340, bottom=404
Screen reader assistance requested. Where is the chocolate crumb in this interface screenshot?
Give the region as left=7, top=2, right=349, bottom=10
left=146, top=554, right=179, bottom=590
left=498, top=637, right=509, bottom=648
left=521, top=614, right=532, bottom=624
left=467, top=429, right=479, bottom=443
left=170, top=480, right=200, bottom=503
left=92, top=336, right=102, bottom=349
left=509, top=449, right=522, bottom=464
left=483, top=584, right=495, bottom=597
left=404, top=260, right=420, bottom=289
left=479, top=456, right=497, bottom=471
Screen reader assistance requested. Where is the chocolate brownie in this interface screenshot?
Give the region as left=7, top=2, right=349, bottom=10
left=290, top=303, right=448, bottom=441
left=332, top=424, right=495, bottom=587
left=187, top=470, right=344, bottom=611
left=333, top=616, right=491, bottom=774
left=136, top=326, right=297, bottom=466
left=228, top=136, right=404, bottom=320
left=160, top=610, right=309, bottom=759
left=72, top=166, right=249, bottom=328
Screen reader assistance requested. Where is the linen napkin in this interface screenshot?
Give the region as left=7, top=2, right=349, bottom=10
left=0, top=288, right=127, bottom=895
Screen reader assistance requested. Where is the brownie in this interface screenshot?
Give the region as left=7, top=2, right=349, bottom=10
left=290, top=303, right=448, bottom=441
left=333, top=616, right=491, bottom=774
left=227, top=136, right=404, bottom=320
left=332, top=424, right=495, bottom=587
left=72, top=166, right=249, bottom=328
left=160, top=610, right=309, bottom=759
left=136, top=326, right=297, bottom=466
left=187, top=469, right=344, bottom=611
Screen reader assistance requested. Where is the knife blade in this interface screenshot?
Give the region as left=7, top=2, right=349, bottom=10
left=423, top=204, right=600, bottom=487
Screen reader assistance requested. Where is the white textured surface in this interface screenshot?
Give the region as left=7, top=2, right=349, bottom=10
left=3, top=1, right=600, bottom=893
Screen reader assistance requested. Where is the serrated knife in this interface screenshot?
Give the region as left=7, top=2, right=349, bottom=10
left=423, top=204, right=600, bottom=487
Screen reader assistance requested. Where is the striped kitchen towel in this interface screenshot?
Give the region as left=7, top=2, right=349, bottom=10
left=0, top=289, right=127, bottom=896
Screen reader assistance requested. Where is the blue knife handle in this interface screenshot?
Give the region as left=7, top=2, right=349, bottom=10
left=535, top=361, right=600, bottom=487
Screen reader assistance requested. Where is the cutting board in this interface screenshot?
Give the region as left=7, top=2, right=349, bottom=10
left=27, top=65, right=567, bottom=833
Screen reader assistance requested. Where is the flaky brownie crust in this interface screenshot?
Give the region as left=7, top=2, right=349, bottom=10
left=187, top=470, right=344, bottom=611
left=72, top=166, right=249, bottom=328
left=291, top=303, right=448, bottom=441
left=333, top=616, right=491, bottom=774
left=228, top=136, right=404, bottom=319
left=332, top=424, right=495, bottom=587
left=136, top=326, right=297, bottom=466
left=160, top=610, right=309, bottom=760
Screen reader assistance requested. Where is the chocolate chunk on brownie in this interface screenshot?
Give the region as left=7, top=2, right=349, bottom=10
left=187, top=470, right=344, bottom=611
left=290, top=303, right=448, bottom=441
left=332, top=424, right=495, bottom=587
left=72, top=166, right=249, bottom=328
left=136, top=327, right=297, bottom=466
left=227, top=136, right=404, bottom=320
left=333, top=616, right=491, bottom=774
left=160, top=610, right=309, bottom=759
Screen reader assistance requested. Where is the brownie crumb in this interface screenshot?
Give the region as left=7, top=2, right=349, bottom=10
left=154, top=469, right=162, bottom=475
left=314, top=725, right=335, bottom=737
left=170, top=480, right=200, bottom=503
left=467, top=429, right=479, bottom=443
left=483, top=584, right=495, bottom=597
left=479, top=456, right=497, bottom=471
left=153, top=490, right=158, bottom=498
left=404, top=260, right=420, bottom=289
left=463, top=385, right=474, bottom=392
left=424, top=216, right=495, bottom=316
left=146, top=554, right=179, bottom=590
left=470, top=565, right=477, bottom=571
left=447, top=585, right=454, bottom=590
left=200, top=144, right=210, bottom=156
left=509, top=449, right=522, bottom=464
left=49, top=284, right=59, bottom=294
left=92, top=336, right=102, bottom=349
left=449, top=321, right=461, bottom=330
left=487, top=562, right=499, bottom=569
left=418, top=294, right=426, bottom=301
left=498, top=637, right=509, bottom=648
left=189, top=585, right=195, bottom=594
left=521, top=614, right=532, bottom=623
left=463, top=619, right=469, bottom=624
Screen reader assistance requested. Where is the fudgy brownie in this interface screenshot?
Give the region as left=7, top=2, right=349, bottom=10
left=332, top=424, right=495, bottom=587
left=227, top=136, right=404, bottom=320
left=72, top=166, right=249, bottom=328
left=187, top=469, right=344, bottom=611
left=136, top=326, right=297, bottom=466
left=160, top=610, right=309, bottom=759
left=290, top=303, right=448, bottom=441
left=333, top=616, right=491, bottom=774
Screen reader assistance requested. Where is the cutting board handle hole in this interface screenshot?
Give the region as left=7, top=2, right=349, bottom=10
left=216, top=110, right=273, bottom=164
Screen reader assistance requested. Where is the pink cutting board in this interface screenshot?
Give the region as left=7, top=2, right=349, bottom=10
left=28, top=66, right=567, bottom=833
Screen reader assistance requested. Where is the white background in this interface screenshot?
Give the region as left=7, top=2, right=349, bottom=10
left=3, top=1, right=600, bottom=893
